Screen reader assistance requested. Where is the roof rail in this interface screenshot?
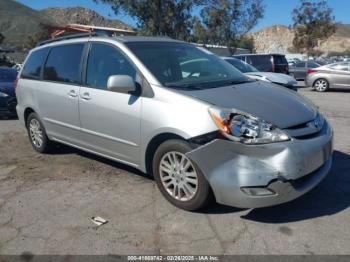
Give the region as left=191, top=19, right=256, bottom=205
left=36, top=31, right=111, bottom=47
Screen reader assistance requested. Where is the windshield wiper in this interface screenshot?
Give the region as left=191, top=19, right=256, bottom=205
left=165, top=83, right=204, bottom=90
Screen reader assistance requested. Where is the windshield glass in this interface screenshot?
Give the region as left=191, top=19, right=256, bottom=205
left=125, top=42, right=249, bottom=89
left=0, top=69, right=17, bottom=82
left=225, top=58, right=258, bottom=73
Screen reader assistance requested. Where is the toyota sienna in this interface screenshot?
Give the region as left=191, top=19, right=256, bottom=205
left=16, top=34, right=333, bottom=211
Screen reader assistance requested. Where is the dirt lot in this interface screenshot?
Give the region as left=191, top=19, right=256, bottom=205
left=0, top=87, right=349, bottom=255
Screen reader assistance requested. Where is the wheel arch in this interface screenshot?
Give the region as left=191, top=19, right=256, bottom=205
left=312, top=77, right=330, bottom=87
left=24, top=107, right=36, bottom=127
left=144, top=133, right=186, bottom=176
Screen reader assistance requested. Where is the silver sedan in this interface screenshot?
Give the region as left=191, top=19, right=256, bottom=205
left=306, top=62, right=350, bottom=92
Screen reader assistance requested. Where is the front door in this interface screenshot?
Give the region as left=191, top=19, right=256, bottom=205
left=78, top=42, right=142, bottom=166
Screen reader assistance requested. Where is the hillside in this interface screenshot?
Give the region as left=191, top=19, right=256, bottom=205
left=251, top=24, right=350, bottom=54
left=0, top=0, right=53, bottom=48
left=0, top=0, right=132, bottom=50
left=39, top=7, right=133, bottom=31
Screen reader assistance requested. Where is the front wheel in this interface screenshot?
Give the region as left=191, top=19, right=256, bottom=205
left=152, top=139, right=212, bottom=211
left=313, top=79, right=329, bottom=92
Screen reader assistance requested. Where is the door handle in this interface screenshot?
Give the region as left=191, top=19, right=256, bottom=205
left=68, top=90, right=78, bottom=98
left=81, top=92, right=91, bottom=100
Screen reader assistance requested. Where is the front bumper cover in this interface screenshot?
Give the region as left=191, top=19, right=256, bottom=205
left=186, top=121, right=333, bottom=208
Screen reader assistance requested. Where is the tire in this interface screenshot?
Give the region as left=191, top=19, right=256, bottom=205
left=152, top=139, right=212, bottom=211
left=313, top=78, right=329, bottom=92
left=26, top=112, right=54, bottom=153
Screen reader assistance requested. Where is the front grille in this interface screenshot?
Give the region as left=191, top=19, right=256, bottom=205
left=284, top=115, right=325, bottom=139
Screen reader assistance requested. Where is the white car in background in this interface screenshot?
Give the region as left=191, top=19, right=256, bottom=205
left=223, top=57, right=298, bottom=91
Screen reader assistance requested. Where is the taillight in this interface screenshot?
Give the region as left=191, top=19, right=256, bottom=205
left=14, top=77, right=19, bottom=91
left=307, top=69, right=317, bottom=75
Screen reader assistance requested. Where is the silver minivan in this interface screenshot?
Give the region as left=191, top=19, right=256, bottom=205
left=16, top=34, right=333, bottom=211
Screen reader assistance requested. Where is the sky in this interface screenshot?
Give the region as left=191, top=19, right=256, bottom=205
left=16, top=0, right=350, bottom=31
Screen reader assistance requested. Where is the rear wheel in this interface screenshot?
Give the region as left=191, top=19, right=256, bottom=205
left=26, top=112, right=54, bottom=153
left=152, top=139, right=212, bottom=211
left=313, top=79, right=329, bottom=92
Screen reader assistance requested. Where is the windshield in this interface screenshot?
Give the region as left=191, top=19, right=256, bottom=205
left=125, top=42, right=249, bottom=90
left=225, top=58, right=258, bottom=73
left=0, top=69, right=17, bottom=82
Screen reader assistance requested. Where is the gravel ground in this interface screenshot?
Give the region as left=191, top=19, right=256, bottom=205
left=0, top=86, right=349, bottom=255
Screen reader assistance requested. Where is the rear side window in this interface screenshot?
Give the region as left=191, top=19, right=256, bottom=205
left=273, top=55, right=288, bottom=65
left=308, top=62, right=320, bottom=68
left=21, top=48, right=48, bottom=80
left=43, top=44, right=84, bottom=84
left=328, top=63, right=349, bottom=71
left=247, top=55, right=272, bottom=71
left=295, top=62, right=306, bottom=68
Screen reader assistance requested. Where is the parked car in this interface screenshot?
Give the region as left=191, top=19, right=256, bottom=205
left=0, top=67, right=17, bottom=116
left=223, top=57, right=297, bottom=91
left=306, top=62, right=350, bottom=92
left=233, top=54, right=289, bottom=74
left=16, top=34, right=333, bottom=211
left=289, top=61, right=322, bottom=81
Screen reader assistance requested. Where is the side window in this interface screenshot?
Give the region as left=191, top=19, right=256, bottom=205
left=43, top=44, right=84, bottom=84
left=86, top=43, right=136, bottom=90
left=21, top=48, right=48, bottom=80
left=308, top=62, right=320, bottom=68
left=329, top=63, right=349, bottom=71
left=248, top=56, right=272, bottom=71
left=296, top=62, right=306, bottom=68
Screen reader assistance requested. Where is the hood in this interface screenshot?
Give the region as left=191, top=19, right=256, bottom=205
left=178, top=81, right=316, bottom=129
left=0, top=82, right=15, bottom=97
left=245, top=72, right=297, bottom=86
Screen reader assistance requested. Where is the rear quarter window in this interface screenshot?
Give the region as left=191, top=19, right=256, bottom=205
left=21, top=48, right=49, bottom=80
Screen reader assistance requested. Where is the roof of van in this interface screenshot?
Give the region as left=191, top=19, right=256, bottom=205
left=36, top=33, right=185, bottom=48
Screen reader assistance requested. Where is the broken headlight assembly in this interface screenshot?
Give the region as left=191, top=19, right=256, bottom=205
left=208, top=107, right=290, bottom=144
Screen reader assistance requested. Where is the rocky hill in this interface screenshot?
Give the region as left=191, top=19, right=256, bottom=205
left=251, top=24, right=350, bottom=54
left=0, top=0, right=132, bottom=50
left=39, top=7, right=133, bottom=31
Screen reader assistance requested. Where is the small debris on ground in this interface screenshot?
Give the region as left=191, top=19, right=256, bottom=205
left=91, top=216, right=108, bottom=226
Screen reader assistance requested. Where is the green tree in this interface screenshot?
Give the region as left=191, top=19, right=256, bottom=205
left=194, top=0, right=264, bottom=55
left=292, top=0, right=336, bottom=58
left=23, top=24, right=53, bottom=50
left=94, top=0, right=201, bottom=40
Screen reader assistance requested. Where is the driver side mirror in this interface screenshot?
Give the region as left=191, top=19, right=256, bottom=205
left=107, top=75, right=136, bottom=94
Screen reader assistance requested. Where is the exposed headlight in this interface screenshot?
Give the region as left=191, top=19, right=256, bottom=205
left=208, top=107, right=290, bottom=144
left=0, top=92, right=9, bottom=98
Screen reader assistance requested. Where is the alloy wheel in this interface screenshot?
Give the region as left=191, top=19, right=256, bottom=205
left=159, top=151, right=198, bottom=201
left=29, top=118, right=43, bottom=148
left=314, top=79, right=328, bottom=92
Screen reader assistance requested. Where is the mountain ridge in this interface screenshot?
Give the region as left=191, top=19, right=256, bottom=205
left=250, top=24, right=350, bottom=54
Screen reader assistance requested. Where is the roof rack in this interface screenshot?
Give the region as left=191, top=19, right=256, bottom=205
left=36, top=31, right=111, bottom=47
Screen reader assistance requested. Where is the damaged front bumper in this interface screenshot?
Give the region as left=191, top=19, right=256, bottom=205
left=186, top=121, right=333, bottom=208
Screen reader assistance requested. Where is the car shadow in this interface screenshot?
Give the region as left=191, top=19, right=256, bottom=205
left=52, top=144, right=153, bottom=181
left=327, top=87, right=350, bottom=93
left=240, top=150, right=350, bottom=223
left=51, top=144, right=350, bottom=220
left=0, top=115, right=18, bottom=120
